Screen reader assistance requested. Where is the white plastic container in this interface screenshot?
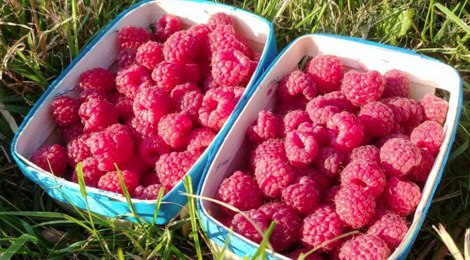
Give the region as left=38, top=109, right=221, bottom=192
left=198, top=34, right=462, bottom=259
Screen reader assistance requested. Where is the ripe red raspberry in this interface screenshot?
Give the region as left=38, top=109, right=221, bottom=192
left=117, top=26, right=150, bottom=49
left=79, top=89, right=107, bottom=104
left=202, top=74, right=219, bottom=92
left=381, top=69, right=410, bottom=98
left=323, top=91, right=358, bottom=114
left=313, top=147, right=344, bottom=178
left=66, top=134, right=91, bottom=167
left=156, top=151, right=196, bottom=188
left=345, top=145, right=380, bottom=165
left=163, top=31, right=201, bottom=65
left=358, top=101, right=394, bottom=137
left=384, top=177, right=421, bottom=217
left=410, top=121, right=444, bottom=156
left=327, top=112, right=364, bottom=153
left=367, top=209, right=409, bottom=250
left=198, top=88, right=236, bottom=130
left=181, top=63, right=202, bottom=84
left=135, top=41, right=164, bottom=71
left=126, top=117, right=159, bottom=145
left=375, top=134, right=409, bottom=149
left=120, top=154, right=149, bottom=176
left=335, top=184, right=376, bottom=228
left=420, top=93, right=448, bottom=125
left=340, top=159, right=386, bottom=198
left=341, top=70, right=385, bottom=107
left=294, top=168, right=330, bottom=193
left=187, top=24, right=211, bottom=42
left=154, top=14, right=182, bottom=42
left=222, top=86, right=245, bottom=102
left=409, top=149, right=434, bottom=183
left=254, top=158, right=294, bottom=198
left=380, top=138, right=421, bottom=178
left=285, top=130, right=318, bottom=168
left=151, top=61, right=183, bottom=91
left=51, top=96, right=80, bottom=127
left=282, top=110, right=310, bottom=137
left=211, top=50, right=250, bottom=86
left=382, top=97, right=420, bottom=127
left=231, top=209, right=269, bottom=244
left=247, top=110, right=282, bottom=143
left=277, top=97, right=308, bottom=116
left=113, top=94, right=134, bottom=121
left=79, top=100, right=119, bottom=133
left=208, top=12, right=235, bottom=30
left=306, top=96, right=340, bottom=125
left=216, top=171, right=263, bottom=215
left=306, top=55, right=344, bottom=94
left=61, top=122, right=84, bottom=143
left=30, top=144, right=67, bottom=177
left=402, top=103, right=425, bottom=135
left=301, top=123, right=329, bottom=147
left=158, top=113, right=192, bottom=148
left=140, top=172, right=160, bottom=187
left=299, top=204, right=345, bottom=251
left=78, top=68, right=116, bottom=94
left=259, top=202, right=301, bottom=251
left=172, top=85, right=203, bottom=124
left=133, top=87, right=172, bottom=125
left=117, top=48, right=137, bottom=68
left=338, top=234, right=390, bottom=260
left=207, top=26, right=246, bottom=56
left=170, top=82, right=200, bottom=100
left=187, top=128, right=217, bottom=155
left=133, top=184, right=168, bottom=199
left=250, top=139, right=288, bottom=170
left=278, top=70, right=317, bottom=102
left=116, top=64, right=152, bottom=99
left=281, top=176, right=320, bottom=215
left=98, top=170, right=140, bottom=195
left=72, top=157, right=106, bottom=188
left=235, top=35, right=254, bottom=60
left=321, top=185, right=340, bottom=205
left=138, top=136, right=171, bottom=167
left=285, top=248, right=322, bottom=260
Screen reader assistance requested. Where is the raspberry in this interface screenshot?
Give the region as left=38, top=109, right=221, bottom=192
left=285, top=249, right=322, bottom=260
left=281, top=176, right=320, bottom=215
left=187, top=128, right=217, bottom=155
left=222, top=86, right=245, bottom=102
left=51, top=96, right=80, bottom=127
left=133, top=184, right=168, bottom=199
left=410, top=121, right=444, bottom=156
left=345, top=145, right=380, bottom=165
left=78, top=68, right=116, bottom=94
left=174, top=88, right=203, bottom=124
left=72, top=157, right=106, bottom=187
left=151, top=61, right=183, bottom=92
left=321, top=185, right=340, bottom=205
left=380, top=138, right=421, bottom=178
left=358, top=101, right=394, bottom=137
left=187, top=24, right=211, bottom=42
left=341, top=70, right=385, bottom=107
left=247, top=110, right=282, bottom=143
left=306, top=96, right=340, bottom=125
left=306, top=55, right=344, bottom=94
left=313, top=147, right=344, bottom=178
left=211, top=50, right=250, bottom=86
left=207, top=26, right=246, bottom=56
left=118, top=154, right=148, bottom=176
left=133, top=87, right=172, bottom=125
left=158, top=113, right=192, bottom=148
left=285, top=130, right=318, bottom=168
left=60, top=122, right=84, bottom=143
left=409, top=149, right=434, bottom=183
left=277, top=97, right=308, bottom=116
left=367, top=209, right=409, bottom=250
left=278, top=70, right=317, bottom=102
left=254, top=158, right=294, bottom=198
left=116, top=64, right=152, bottom=99
left=402, top=103, right=424, bottom=135
left=294, top=168, right=330, bottom=193
left=338, top=234, right=390, bottom=260
left=361, top=132, right=374, bottom=146
left=231, top=209, right=269, bottom=244
left=171, top=83, right=200, bottom=100
left=113, top=94, right=134, bottom=121
left=327, top=112, right=364, bottom=153
left=117, top=26, right=150, bottom=49
left=163, top=31, right=201, bottom=65
left=323, top=91, right=358, bottom=113
left=126, top=117, right=159, bottom=145
left=208, top=13, right=236, bottom=30
left=235, top=35, right=254, bottom=60
left=258, top=202, right=301, bottom=251
left=117, top=48, right=137, bottom=68
left=216, top=171, right=263, bottom=216
left=299, top=205, right=344, bottom=251
left=340, top=160, right=386, bottom=198
left=66, top=134, right=92, bottom=167
left=198, top=88, right=236, bottom=130
left=197, top=56, right=211, bottom=78
left=420, top=93, right=449, bottom=125
left=154, top=14, right=182, bottom=42
left=335, top=184, right=376, bottom=228
left=140, top=172, right=160, bottom=187
left=282, top=110, right=310, bottom=137
left=202, top=74, right=219, bottom=92
left=375, top=134, right=409, bottom=149
left=156, top=151, right=196, bottom=188
left=79, top=100, right=119, bottom=133
left=385, top=177, right=421, bottom=216
left=138, top=136, right=171, bottom=167
left=304, top=124, right=329, bottom=147
left=181, top=63, right=202, bottom=84
left=381, top=97, right=416, bottom=124
left=98, top=170, right=140, bottom=195
left=250, top=139, right=288, bottom=170
left=30, top=144, right=67, bottom=177
left=382, top=69, right=410, bottom=98
left=79, top=89, right=107, bottom=104
left=217, top=213, right=234, bottom=228
left=135, top=41, right=164, bottom=71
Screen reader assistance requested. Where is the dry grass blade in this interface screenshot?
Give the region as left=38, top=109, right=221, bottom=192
left=433, top=224, right=464, bottom=260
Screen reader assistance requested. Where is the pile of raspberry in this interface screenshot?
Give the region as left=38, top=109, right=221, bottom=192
left=215, top=55, right=449, bottom=259
left=30, top=12, right=259, bottom=200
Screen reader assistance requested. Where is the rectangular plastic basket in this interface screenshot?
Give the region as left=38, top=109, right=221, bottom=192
left=11, top=0, right=277, bottom=224
left=198, top=34, right=463, bottom=259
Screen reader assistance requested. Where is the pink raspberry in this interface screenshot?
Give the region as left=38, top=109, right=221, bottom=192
left=79, top=100, right=119, bottom=133
left=120, top=154, right=149, bottom=176
left=72, top=157, right=106, bottom=188
left=358, top=101, right=394, bottom=137
left=313, top=147, right=344, bottom=178
left=216, top=171, right=263, bottom=216
left=117, top=26, right=150, bottom=50
left=51, top=96, right=80, bottom=127
left=299, top=204, right=345, bottom=251
left=133, top=87, right=172, bottom=125
left=163, top=31, right=201, bottom=65
left=361, top=132, right=374, bottom=146
left=278, top=70, right=317, bottom=102
left=156, top=151, right=196, bottom=188
left=402, top=103, right=425, bottom=135
left=151, top=61, right=183, bottom=92
left=341, top=70, right=385, bottom=107
left=30, top=144, right=67, bottom=177
left=321, top=185, right=340, bottom=205
left=231, top=209, right=269, bottom=244
left=60, top=122, right=84, bottom=143
left=335, top=184, right=376, bottom=228
left=250, top=139, right=288, bottom=170
left=384, top=177, right=421, bottom=217
left=382, top=69, right=410, bottom=98
left=285, top=248, right=322, bottom=260
left=323, top=91, right=358, bottom=114
left=420, top=93, right=449, bottom=125
left=117, top=48, right=137, bottom=68
left=116, top=64, right=152, bottom=99
left=198, top=88, right=236, bottom=130
left=254, top=158, right=294, bottom=198
left=338, top=234, right=390, bottom=260
left=173, top=86, right=203, bottom=124
left=345, top=145, right=380, bottom=165
left=126, top=117, right=159, bottom=145
left=140, top=172, right=160, bottom=187
left=277, top=97, right=308, bottom=116
left=340, top=159, right=386, bottom=198
left=306, top=55, right=344, bottom=94
left=211, top=50, right=250, bottom=86
left=78, top=68, right=116, bottom=94
left=375, top=134, right=409, bottom=149
left=66, top=134, right=92, bottom=167
left=222, top=86, right=245, bottom=102
left=113, top=94, right=134, bottom=121
left=285, top=130, right=318, bottom=168
left=247, top=110, right=282, bottom=143
left=380, top=138, right=421, bottom=178
left=409, top=149, right=434, bottom=183
left=208, top=12, right=236, bottom=30
left=138, top=136, right=171, bottom=167
left=258, top=202, right=301, bottom=251
left=170, top=82, right=200, bottom=100
left=181, top=63, right=202, bottom=84
left=235, top=35, right=254, bottom=60
left=207, top=26, right=246, bottom=56
left=381, top=97, right=417, bottom=125
left=327, top=112, right=364, bottom=153
left=136, top=41, right=164, bottom=71
left=306, top=96, right=341, bottom=125
left=79, top=89, right=107, bottom=104
left=187, top=128, right=217, bottom=155
left=202, top=74, right=219, bottom=92
left=154, top=14, right=182, bottom=42
left=98, top=170, right=140, bottom=195
left=301, top=123, right=329, bottom=147
left=133, top=184, right=168, bottom=199
left=158, top=113, right=192, bottom=148
left=367, top=209, right=409, bottom=250
left=281, top=176, right=320, bottom=215
left=294, top=168, right=330, bottom=193
left=282, top=110, right=310, bottom=137
left=187, top=24, right=211, bottom=42
left=410, top=121, right=444, bottom=156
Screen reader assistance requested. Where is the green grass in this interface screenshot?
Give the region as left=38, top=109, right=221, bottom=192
left=0, top=0, right=469, bottom=259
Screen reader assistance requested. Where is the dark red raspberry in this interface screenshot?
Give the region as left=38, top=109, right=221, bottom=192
left=72, top=157, right=106, bottom=188
left=375, top=134, right=409, bottom=149
left=198, top=88, right=236, bottom=130
left=250, top=139, right=288, bottom=170
left=208, top=12, right=235, bottom=30
left=181, top=63, right=202, bottom=84
left=254, top=158, right=294, bottom=198
left=380, top=138, right=421, bottom=178
left=117, top=26, right=150, bottom=50
left=410, top=121, right=444, bottom=156
left=151, top=61, right=183, bottom=92
left=98, top=170, right=140, bottom=195
left=78, top=68, right=116, bottom=94
left=306, top=55, right=344, bottom=94
left=79, top=89, right=107, bottom=104
left=113, top=94, right=134, bottom=121
left=138, top=136, right=171, bottom=167
left=281, top=176, right=320, bottom=215
left=79, top=100, right=119, bottom=133
left=420, top=93, right=448, bottom=125
left=340, top=159, right=386, bottom=198
left=409, top=149, right=434, bottom=183
left=306, top=96, right=340, bottom=125
left=30, top=144, right=67, bottom=177
left=136, top=41, right=164, bottom=71
left=211, top=49, right=250, bottom=86
left=382, top=69, right=410, bottom=98
left=313, top=147, right=344, bottom=178
left=154, top=14, right=182, bottom=42
left=345, top=145, right=380, bottom=165
left=359, top=101, right=394, bottom=137
left=51, top=96, right=80, bottom=127
left=294, top=167, right=330, bottom=193
left=384, top=177, right=421, bottom=217
left=187, top=128, right=217, bottom=155
left=66, top=134, right=91, bottom=167
left=60, top=122, right=84, bottom=143
left=207, top=26, right=246, bottom=57
left=163, top=31, right=201, bottom=65
left=327, top=112, right=364, bottom=153
left=116, top=64, right=152, bottom=99
left=338, top=234, right=390, bottom=260
left=285, top=130, right=318, bottom=168
left=117, top=48, right=137, bottom=68
left=187, top=24, right=211, bottom=42
left=278, top=70, right=317, bottom=102
left=321, top=185, right=340, bottom=205
left=285, top=248, right=322, bottom=260
left=156, top=151, right=196, bottom=188
left=277, top=97, right=308, bottom=116
left=217, top=213, right=234, bottom=228
left=341, top=70, right=385, bottom=107
left=126, top=117, right=159, bottom=145
left=335, top=184, right=376, bottom=228
left=133, top=87, right=172, bottom=125
left=247, top=110, right=282, bottom=143
left=282, top=110, right=310, bottom=137
left=231, top=209, right=269, bottom=244
left=120, top=154, right=149, bottom=175
left=133, top=184, right=168, bottom=199
left=158, top=113, right=193, bottom=148
left=323, top=91, right=358, bottom=114
left=140, top=172, right=160, bottom=187
left=197, top=56, right=211, bottom=78
left=367, top=209, right=409, bottom=250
